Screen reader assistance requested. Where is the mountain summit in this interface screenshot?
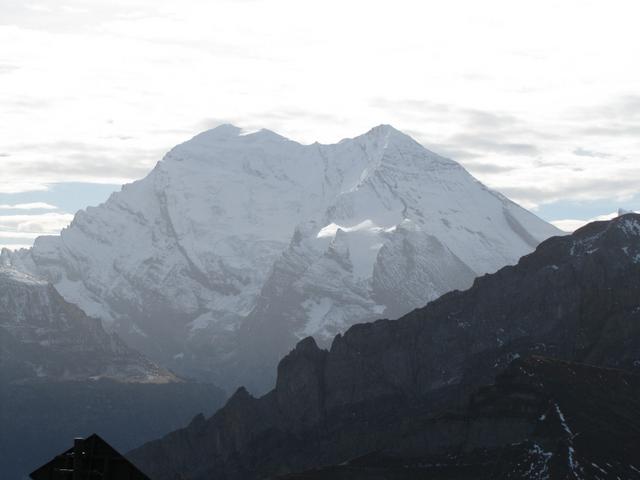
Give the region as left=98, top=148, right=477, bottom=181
left=5, top=124, right=561, bottom=391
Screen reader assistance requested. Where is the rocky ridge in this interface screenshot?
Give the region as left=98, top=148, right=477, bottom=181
left=0, top=264, right=173, bottom=383
left=128, top=214, right=640, bottom=479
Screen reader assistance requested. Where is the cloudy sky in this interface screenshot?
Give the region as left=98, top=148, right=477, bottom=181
left=1, top=0, right=639, bottom=249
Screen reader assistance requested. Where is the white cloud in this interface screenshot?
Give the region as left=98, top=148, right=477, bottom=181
left=0, top=231, right=44, bottom=239
left=551, top=219, right=593, bottom=233
left=551, top=210, right=640, bottom=232
left=0, top=210, right=72, bottom=250
left=0, top=202, right=57, bottom=210
left=0, top=0, right=639, bottom=213
left=0, top=212, right=74, bottom=234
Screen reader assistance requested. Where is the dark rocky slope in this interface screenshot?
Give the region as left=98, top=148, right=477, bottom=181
left=129, top=214, right=640, bottom=479
left=281, top=356, right=640, bottom=479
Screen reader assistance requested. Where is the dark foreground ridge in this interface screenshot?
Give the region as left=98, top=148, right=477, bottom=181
left=129, top=214, right=640, bottom=479
left=280, top=356, right=640, bottom=479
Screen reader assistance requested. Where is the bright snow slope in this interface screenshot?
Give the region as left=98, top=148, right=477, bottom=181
left=4, top=124, right=562, bottom=391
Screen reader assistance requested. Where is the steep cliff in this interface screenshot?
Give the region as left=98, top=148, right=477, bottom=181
left=129, top=215, right=640, bottom=479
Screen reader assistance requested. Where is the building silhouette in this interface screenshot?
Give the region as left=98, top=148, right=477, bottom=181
left=30, top=434, right=150, bottom=480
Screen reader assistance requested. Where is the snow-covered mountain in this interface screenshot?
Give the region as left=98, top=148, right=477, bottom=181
left=0, top=263, right=175, bottom=383
left=4, top=124, right=561, bottom=392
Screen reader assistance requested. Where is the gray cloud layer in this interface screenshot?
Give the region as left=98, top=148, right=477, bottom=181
left=1, top=0, right=639, bottom=225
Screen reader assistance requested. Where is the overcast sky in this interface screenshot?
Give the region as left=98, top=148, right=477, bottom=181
left=1, top=0, right=639, bottom=248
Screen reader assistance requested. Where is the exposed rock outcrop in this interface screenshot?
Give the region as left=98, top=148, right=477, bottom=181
left=129, top=215, right=640, bottom=479
left=0, top=266, right=226, bottom=479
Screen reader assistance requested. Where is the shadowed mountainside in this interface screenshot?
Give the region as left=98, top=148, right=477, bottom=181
left=280, top=356, right=640, bottom=479
left=129, top=215, right=640, bottom=479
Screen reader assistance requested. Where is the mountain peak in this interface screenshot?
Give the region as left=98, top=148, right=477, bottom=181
left=349, top=124, right=451, bottom=169
left=187, top=123, right=242, bottom=143
left=359, top=123, right=417, bottom=145
left=204, top=123, right=242, bottom=136
left=368, top=123, right=401, bottom=134
left=241, top=127, right=289, bottom=142
left=189, top=123, right=417, bottom=149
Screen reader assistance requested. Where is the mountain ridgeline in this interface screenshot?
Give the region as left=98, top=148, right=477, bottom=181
left=129, top=214, right=640, bottom=479
left=4, top=124, right=560, bottom=393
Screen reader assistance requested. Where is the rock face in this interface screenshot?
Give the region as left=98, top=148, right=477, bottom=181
left=0, top=265, right=173, bottom=383
left=0, top=265, right=226, bottom=480
left=128, top=214, right=640, bottom=480
left=4, top=124, right=559, bottom=392
left=280, top=356, right=640, bottom=480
